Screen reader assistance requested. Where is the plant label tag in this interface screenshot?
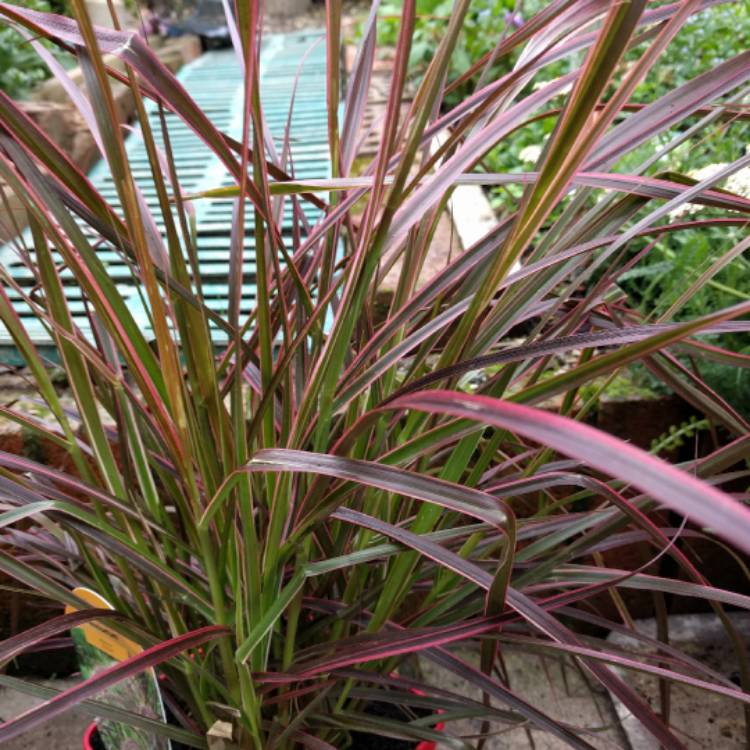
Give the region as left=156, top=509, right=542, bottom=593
left=65, top=588, right=142, bottom=662
left=67, top=586, right=171, bottom=750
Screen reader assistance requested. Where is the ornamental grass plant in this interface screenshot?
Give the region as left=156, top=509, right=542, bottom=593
left=1, top=1, right=750, bottom=748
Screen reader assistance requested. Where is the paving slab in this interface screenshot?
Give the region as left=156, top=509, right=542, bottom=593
left=607, top=613, right=750, bottom=749
left=1, top=650, right=632, bottom=749
left=420, top=646, right=631, bottom=749
left=0, top=678, right=89, bottom=750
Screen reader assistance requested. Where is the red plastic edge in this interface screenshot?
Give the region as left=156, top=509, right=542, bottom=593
left=83, top=692, right=446, bottom=749
left=410, top=684, right=445, bottom=750
left=83, top=721, right=97, bottom=750
left=414, top=720, right=445, bottom=750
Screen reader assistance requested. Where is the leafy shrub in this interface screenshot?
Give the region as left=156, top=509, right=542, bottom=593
left=376, top=1, right=750, bottom=408
left=373, top=2, right=750, bottom=201
left=0, top=0, right=53, bottom=97
left=0, top=0, right=70, bottom=97
left=377, top=0, right=523, bottom=90
left=1, top=2, right=750, bottom=749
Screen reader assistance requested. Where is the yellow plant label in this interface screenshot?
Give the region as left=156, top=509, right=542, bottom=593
left=65, top=587, right=142, bottom=662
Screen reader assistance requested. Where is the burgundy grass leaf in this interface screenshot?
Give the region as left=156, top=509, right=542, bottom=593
left=384, top=320, right=750, bottom=403
left=341, top=0, right=380, bottom=173
left=244, top=448, right=508, bottom=528
left=260, top=616, right=507, bottom=680
left=388, top=391, right=750, bottom=556
left=587, top=49, right=750, bottom=170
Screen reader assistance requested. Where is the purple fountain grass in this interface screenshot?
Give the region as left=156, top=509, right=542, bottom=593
left=0, top=0, right=749, bottom=748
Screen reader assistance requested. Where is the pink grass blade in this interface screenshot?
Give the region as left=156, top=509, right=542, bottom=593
left=340, top=0, right=380, bottom=173
left=203, top=449, right=509, bottom=532
left=388, top=391, right=750, bottom=556
left=385, top=319, right=750, bottom=403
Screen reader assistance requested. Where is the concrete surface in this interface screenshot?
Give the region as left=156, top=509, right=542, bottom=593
left=607, top=613, right=750, bottom=749
left=1, top=653, right=630, bottom=750
left=0, top=678, right=90, bottom=750
left=420, top=646, right=631, bottom=749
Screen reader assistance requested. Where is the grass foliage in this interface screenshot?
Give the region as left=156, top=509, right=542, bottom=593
left=0, top=1, right=750, bottom=748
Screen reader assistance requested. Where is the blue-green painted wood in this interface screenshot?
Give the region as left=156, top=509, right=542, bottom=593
left=0, top=29, right=329, bottom=363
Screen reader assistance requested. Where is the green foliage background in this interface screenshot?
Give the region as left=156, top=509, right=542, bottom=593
left=375, top=0, right=750, bottom=412
left=0, top=0, right=69, bottom=97
left=377, top=1, right=750, bottom=200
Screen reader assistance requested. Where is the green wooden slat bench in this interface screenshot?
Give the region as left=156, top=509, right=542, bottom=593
left=0, top=29, right=330, bottom=365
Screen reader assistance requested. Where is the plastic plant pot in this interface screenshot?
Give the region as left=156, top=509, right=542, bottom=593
left=84, top=682, right=442, bottom=750
left=83, top=721, right=444, bottom=750
left=82, top=722, right=97, bottom=750
left=414, top=732, right=442, bottom=750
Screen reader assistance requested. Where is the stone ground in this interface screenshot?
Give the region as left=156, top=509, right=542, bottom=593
left=0, top=678, right=90, bottom=750
left=608, top=613, right=750, bottom=750
left=420, top=647, right=630, bottom=749
left=0, top=656, right=629, bottom=749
